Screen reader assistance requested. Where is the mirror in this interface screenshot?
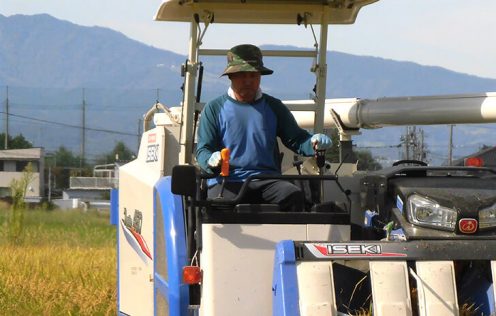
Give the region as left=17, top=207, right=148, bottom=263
left=171, top=165, right=197, bottom=197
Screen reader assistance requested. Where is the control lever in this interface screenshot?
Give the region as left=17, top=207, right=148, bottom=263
left=314, top=145, right=327, bottom=202
left=292, top=155, right=308, bottom=209
left=218, top=148, right=230, bottom=198
left=293, top=155, right=303, bottom=176
left=314, top=149, right=326, bottom=175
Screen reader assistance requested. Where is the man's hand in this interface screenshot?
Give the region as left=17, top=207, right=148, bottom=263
left=311, top=134, right=332, bottom=150
left=208, top=151, right=222, bottom=167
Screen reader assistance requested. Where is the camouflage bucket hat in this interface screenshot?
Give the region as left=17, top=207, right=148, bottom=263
left=222, top=44, right=273, bottom=76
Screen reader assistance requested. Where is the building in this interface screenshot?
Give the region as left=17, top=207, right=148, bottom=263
left=55, top=163, right=119, bottom=209
left=452, top=146, right=496, bottom=168
left=0, top=148, right=45, bottom=200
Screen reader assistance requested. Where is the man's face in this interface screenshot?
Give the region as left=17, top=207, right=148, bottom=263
left=228, top=71, right=261, bottom=103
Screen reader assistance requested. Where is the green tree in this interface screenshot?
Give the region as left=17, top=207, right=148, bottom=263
left=324, top=128, right=340, bottom=163
left=53, top=146, right=80, bottom=168
left=96, top=141, right=135, bottom=164
left=0, top=133, right=33, bottom=149
left=355, top=150, right=382, bottom=171
left=48, top=146, right=89, bottom=190
left=324, top=128, right=382, bottom=171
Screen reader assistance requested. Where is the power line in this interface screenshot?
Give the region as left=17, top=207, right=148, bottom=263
left=10, top=101, right=149, bottom=110
left=9, top=102, right=81, bottom=108
left=356, top=144, right=402, bottom=149
left=0, top=111, right=138, bottom=137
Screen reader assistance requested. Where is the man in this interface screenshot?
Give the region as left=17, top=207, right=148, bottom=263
left=196, top=44, right=331, bottom=211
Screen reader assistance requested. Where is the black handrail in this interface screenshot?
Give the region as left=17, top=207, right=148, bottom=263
left=200, top=173, right=347, bottom=206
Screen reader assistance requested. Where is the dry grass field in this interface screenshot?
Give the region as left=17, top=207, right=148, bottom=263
left=0, top=206, right=116, bottom=315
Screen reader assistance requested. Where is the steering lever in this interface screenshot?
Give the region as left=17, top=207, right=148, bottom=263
left=217, top=148, right=230, bottom=198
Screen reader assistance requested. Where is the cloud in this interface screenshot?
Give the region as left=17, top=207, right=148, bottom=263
left=458, top=126, right=492, bottom=137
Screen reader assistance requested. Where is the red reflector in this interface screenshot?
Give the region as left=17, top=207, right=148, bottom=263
left=183, top=266, right=202, bottom=284
left=458, top=218, right=478, bottom=234
left=464, top=157, right=484, bottom=167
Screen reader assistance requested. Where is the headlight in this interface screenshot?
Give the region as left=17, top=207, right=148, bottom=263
left=480, top=203, right=496, bottom=229
left=406, top=194, right=457, bottom=231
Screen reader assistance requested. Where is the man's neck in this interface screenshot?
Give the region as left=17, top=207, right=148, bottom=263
left=228, top=87, right=262, bottom=103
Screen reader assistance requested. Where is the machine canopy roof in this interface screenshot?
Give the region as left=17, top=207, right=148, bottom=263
left=155, top=0, right=379, bottom=24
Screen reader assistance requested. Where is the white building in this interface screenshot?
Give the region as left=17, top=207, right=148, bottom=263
left=0, top=148, right=45, bottom=200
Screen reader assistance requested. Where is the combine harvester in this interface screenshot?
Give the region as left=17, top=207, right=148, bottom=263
left=114, top=0, right=496, bottom=315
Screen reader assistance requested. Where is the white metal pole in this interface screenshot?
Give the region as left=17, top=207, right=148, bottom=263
left=313, top=8, right=328, bottom=134
left=179, top=21, right=199, bottom=165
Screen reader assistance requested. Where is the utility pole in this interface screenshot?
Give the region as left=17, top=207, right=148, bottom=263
left=448, top=124, right=454, bottom=166
left=46, top=153, right=56, bottom=202
left=402, top=126, right=428, bottom=162
left=80, top=88, right=86, bottom=174
left=411, top=126, right=417, bottom=159
left=48, top=164, right=52, bottom=202
left=404, top=126, right=410, bottom=160
left=420, top=129, right=425, bottom=161
left=4, top=86, right=9, bottom=149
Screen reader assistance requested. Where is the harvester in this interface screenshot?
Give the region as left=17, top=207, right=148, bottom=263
left=114, top=1, right=496, bottom=315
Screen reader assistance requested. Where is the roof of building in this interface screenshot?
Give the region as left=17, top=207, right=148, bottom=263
left=452, top=145, right=496, bottom=166
left=0, top=148, right=44, bottom=160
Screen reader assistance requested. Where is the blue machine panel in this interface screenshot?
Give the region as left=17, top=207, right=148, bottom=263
left=272, top=240, right=300, bottom=316
left=154, top=176, right=189, bottom=315
left=110, top=188, right=119, bottom=225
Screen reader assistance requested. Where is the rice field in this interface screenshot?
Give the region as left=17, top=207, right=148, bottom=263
left=0, top=205, right=116, bottom=315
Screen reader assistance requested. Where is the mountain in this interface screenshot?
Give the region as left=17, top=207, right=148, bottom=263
left=0, top=14, right=185, bottom=90
left=0, top=14, right=495, bottom=165
left=2, top=14, right=495, bottom=96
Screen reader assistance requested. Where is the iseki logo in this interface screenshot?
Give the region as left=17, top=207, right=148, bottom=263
left=311, top=243, right=407, bottom=258
left=327, top=244, right=382, bottom=255
left=146, top=144, right=159, bottom=162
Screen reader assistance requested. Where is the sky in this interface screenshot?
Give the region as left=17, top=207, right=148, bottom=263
left=2, top=0, right=496, bottom=79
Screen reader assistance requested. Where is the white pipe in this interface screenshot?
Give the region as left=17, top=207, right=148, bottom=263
left=290, top=92, right=496, bottom=129
left=356, top=93, right=496, bottom=128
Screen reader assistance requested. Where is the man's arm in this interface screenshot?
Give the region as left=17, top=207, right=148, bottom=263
left=196, top=100, right=222, bottom=173
left=266, top=96, right=315, bottom=156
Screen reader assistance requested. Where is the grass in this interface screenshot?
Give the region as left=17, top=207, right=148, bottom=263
left=0, top=206, right=116, bottom=315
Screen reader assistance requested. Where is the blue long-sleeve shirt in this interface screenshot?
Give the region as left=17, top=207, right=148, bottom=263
left=196, top=93, right=315, bottom=183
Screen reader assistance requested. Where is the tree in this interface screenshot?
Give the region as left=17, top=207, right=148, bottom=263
left=355, top=150, right=382, bottom=171
left=48, top=146, right=87, bottom=190
left=324, top=128, right=382, bottom=171
left=0, top=133, right=33, bottom=149
left=324, top=128, right=340, bottom=163
left=53, top=146, right=80, bottom=168
left=96, top=141, right=135, bottom=164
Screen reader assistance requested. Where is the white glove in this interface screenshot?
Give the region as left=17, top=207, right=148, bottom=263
left=207, top=151, right=221, bottom=167
left=311, top=133, right=332, bottom=150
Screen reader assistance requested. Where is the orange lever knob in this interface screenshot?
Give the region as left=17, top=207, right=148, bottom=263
left=220, top=148, right=230, bottom=177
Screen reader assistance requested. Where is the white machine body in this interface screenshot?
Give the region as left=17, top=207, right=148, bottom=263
left=199, top=223, right=349, bottom=316
left=118, top=120, right=179, bottom=315
left=114, top=0, right=496, bottom=315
